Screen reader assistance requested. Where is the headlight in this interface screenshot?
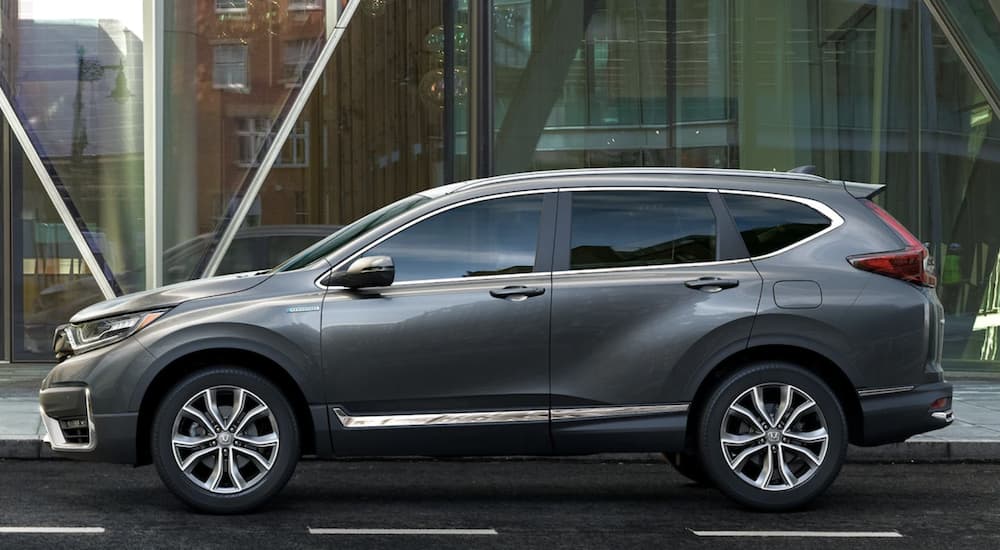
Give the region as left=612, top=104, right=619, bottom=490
left=62, top=310, right=168, bottom=355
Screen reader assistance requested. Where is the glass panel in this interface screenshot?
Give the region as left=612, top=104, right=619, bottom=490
left=932, top=0, right=1000, bottom=105
left=163, top=0, right=334, bottom=279
left=569, top=191, right=716, bottom=270
left=6, top=0, right=145, bottom=296
left=11, top=139, right=103, bottom=359
left=216, top=1, right=448, bottom=276
left=723, top=195, right=832, bottom=257
left=364, top=195, right=543, bottom=282
left=487, top=0, right=1000, bottom=372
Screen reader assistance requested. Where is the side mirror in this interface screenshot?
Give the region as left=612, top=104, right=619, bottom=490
left=323, top=255, right=395, bottom=289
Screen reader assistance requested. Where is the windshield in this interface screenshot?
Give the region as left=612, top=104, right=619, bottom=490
left=272, top=194, right=431, bottom=273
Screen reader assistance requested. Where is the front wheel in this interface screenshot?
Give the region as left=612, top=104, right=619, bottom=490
left=697, top=362, right=847, bottom=511
left=151, top=367, right=300, bottom=514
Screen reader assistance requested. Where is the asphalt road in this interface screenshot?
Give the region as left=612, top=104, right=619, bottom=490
left=0, top=458, right=996, bottom=549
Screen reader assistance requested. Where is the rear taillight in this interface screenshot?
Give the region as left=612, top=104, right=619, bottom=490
left=847, top=200, right=937, bottom=288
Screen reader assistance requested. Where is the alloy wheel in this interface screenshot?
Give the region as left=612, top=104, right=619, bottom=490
left=719, top=383, right=829, bottom=491
left=171, top=385, right=280, bottom=494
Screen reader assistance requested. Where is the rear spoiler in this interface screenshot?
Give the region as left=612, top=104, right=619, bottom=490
left=842, top=180, right=886, bottom=199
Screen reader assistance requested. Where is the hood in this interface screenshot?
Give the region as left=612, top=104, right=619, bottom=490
left=69, top=271, right=269, bottom=324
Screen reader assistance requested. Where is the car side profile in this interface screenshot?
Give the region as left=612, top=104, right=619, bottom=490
left=39, top=168, right=953, bottom=513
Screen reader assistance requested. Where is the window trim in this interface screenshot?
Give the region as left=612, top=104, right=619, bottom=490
left=316, top=190, right=558, bottom=289
left=215, top=0, right=248, bottom=14
left=720, top=190, right=844, bottom=261
left=550, top=187, right=843, bottom=276
left=212, top=43, right=249, bottom=91
left=555, top=187, right=722, bottom=274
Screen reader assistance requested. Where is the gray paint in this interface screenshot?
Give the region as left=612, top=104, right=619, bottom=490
left=39, top=167, right=951, bottom=463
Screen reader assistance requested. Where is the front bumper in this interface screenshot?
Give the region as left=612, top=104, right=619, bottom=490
left=857, top=381, right=954, bottom=446
left=39, top=384, right=139, bottom=463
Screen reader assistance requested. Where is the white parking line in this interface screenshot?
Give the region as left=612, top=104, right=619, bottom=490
left=689, top=529, right=902, bottom=538
left=308, top=528, right=498, bottom=536
left=0, top=527, right=105, bottom=534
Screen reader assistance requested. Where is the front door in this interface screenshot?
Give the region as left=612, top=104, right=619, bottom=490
left=322, top=192, right=556, bottom=456
left=549, top=189, right=762, bottom=453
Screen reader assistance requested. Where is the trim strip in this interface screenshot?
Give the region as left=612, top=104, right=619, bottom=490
left=332, top=403, right=688, bottom=429
left=857, top=386, right=915, bottom=398
left=551, top=404, right=689, bottom=421
left=332, top=408, right=548, bottom=428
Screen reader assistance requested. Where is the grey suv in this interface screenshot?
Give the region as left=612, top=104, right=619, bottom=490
left=39, top=168, right=953, bottom=513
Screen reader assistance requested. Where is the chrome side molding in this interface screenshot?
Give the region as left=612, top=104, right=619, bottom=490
left=857, top=386, right=915, bottom=398
left=332, top=403, right=689, bottom=429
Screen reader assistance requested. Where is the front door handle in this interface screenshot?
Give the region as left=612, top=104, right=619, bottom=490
left=490, top=286, right=546, bottom=300
left=684, top=277, right=740, bottom=292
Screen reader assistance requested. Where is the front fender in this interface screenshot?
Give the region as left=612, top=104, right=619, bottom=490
left=133, top=322, right=325, bottom=410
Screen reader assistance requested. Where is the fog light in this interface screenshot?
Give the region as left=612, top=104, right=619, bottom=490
left=59, top=418, right=87, bottom=430
left=929, top=397, right=951, bottom=411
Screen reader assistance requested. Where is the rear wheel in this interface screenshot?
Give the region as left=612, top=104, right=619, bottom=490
left=697, top=362, right=847, bottom=511
left=151, top=367, right=299, bottom=514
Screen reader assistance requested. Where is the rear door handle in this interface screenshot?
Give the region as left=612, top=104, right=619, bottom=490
left=490, top=286, right=546, bottom=300
left=684, top=277, right=739, bottom=292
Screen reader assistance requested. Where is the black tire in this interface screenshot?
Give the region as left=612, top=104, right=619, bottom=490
left=151, top=366, right=299, bottom=514
left=697, top=362, right=847, bottom=511
left=664, top=452, right=712, bottom=486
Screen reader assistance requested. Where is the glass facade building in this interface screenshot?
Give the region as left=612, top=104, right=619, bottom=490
left=1, top=0, right=1000, bottom=374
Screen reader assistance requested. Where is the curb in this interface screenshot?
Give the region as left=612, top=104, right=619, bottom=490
left=3, top=436, right=999, bottom=462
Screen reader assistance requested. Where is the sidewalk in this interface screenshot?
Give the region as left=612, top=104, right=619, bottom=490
left=2, top=364, right=998, bottom=461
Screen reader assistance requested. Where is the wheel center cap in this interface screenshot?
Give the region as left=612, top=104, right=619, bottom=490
left=766, top=429, right=781, bottom=443
left=217, top=432, right=233, bottom=447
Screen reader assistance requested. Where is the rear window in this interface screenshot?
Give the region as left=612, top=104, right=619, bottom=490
left=569, top=191, right=717, bottom=270
left=723, top=194, right=831, bottom=257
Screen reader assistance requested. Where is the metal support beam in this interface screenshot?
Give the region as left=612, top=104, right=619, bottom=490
left=0, top=89, right=117, bottom=300
left=144, top=0, right=164, bottom=290
left=923, top=0, right=1000, bottom=117
left=468, top=0, right=494, bottom=178
left=202, top=0, right=362, bottom=278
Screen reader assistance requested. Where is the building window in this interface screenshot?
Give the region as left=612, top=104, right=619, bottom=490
left=216, top=0, right=248, bottom=13
left=213, top=44, right=248, bottom=90
left=236, top=118, right=309, bottom=168
left=283, top=39, right=316, bottom=85
left=288, top=0, right=323, bottom=11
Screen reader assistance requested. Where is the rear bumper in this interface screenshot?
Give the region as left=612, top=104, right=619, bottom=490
left=857, top=382, right=953, bottom=446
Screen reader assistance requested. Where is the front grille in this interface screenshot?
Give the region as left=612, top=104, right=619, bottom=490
left=59, top=418, right=90, bottom=445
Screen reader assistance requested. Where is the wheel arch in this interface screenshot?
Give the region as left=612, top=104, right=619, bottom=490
left=684, top=345, right=864, bottom=448
left=134, top=348, right=317, bottom=466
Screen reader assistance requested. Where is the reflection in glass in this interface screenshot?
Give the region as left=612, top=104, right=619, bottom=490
left=12, top=140, right=104, bottom=358
left=569, top=191, right=716, bottom=269
left=366, top=195, right=543, bottom=282
left=488, top=0, right=1000, bottom=372
left=217, top=1, right=447, bottom=276
left=8, top=0, right=145, bottom=295
left=163, top=0, right=331, bottom=278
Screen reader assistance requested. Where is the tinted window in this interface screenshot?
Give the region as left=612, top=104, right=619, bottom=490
left=569, top=191, right=716, bottom=270
left=724, top=194, right=832, bottom=257
left=365, top=195, right=543, bottom=282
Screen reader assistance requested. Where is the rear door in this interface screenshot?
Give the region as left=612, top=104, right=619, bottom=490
left=549, top=187, right=762, bottom=453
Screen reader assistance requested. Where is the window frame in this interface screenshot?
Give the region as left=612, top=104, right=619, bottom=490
left=719, top=190, right=844, bottom=261
left=317, top=190, right=559, bottom=288
left=553, top=187, right=724, bottom=273
left=212, top=43, right=249, bottom=91
left=215, top=0, right=249, bottom=14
